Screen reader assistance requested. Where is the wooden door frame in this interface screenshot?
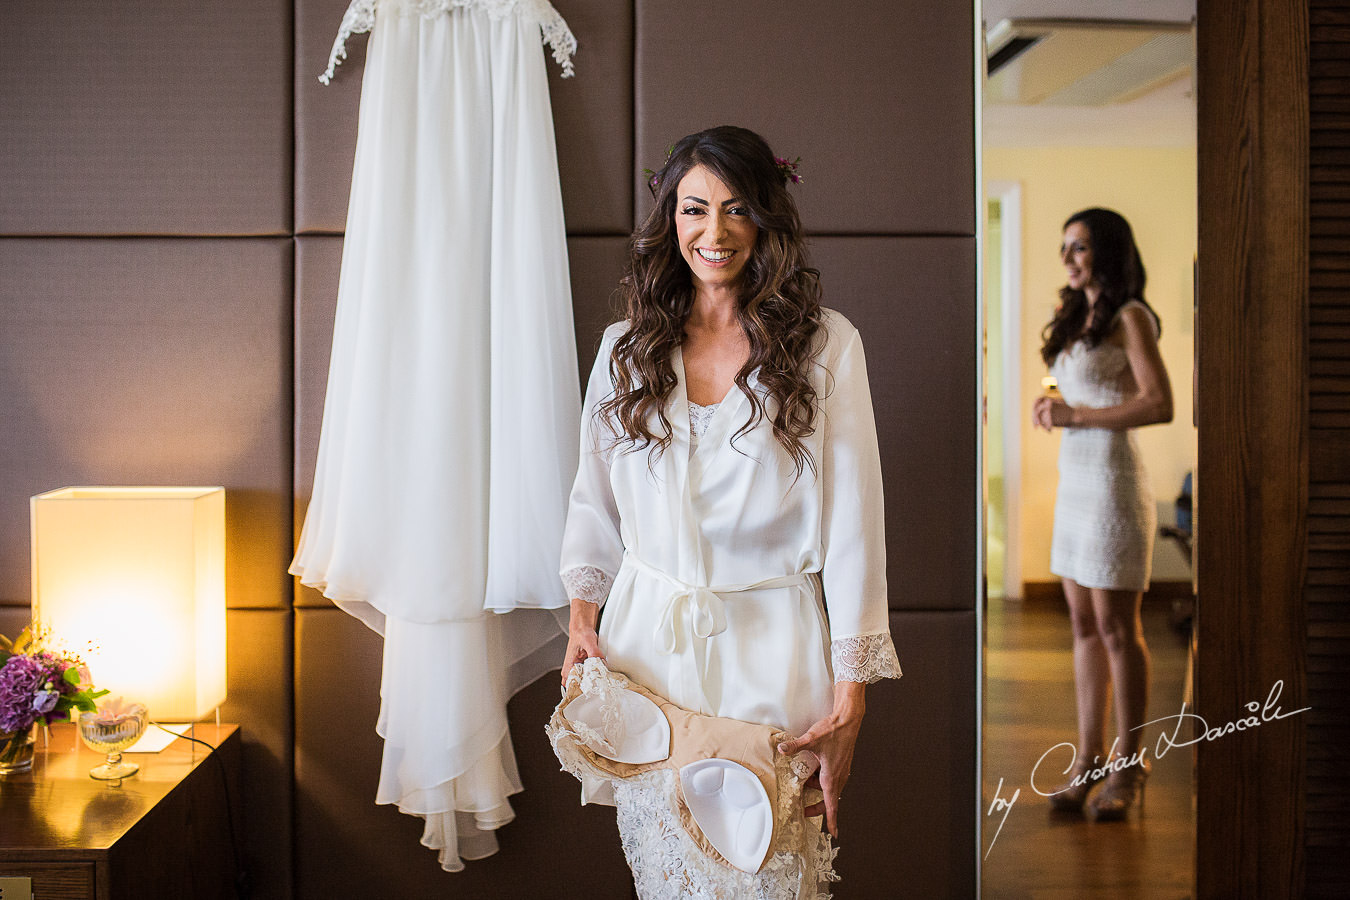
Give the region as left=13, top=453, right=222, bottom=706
left=1195, top=0, right=1308, bottom=895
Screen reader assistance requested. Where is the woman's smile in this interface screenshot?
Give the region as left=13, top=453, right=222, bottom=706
left=1061, top=221, right=1094, bottom=292
left=674, top=164, right=759, bottom=290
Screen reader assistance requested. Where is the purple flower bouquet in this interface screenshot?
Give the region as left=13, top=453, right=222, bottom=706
left=1, top=627, right=108, bottom=771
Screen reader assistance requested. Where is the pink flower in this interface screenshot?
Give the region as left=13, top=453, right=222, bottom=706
left=94, top=697, right=143, bottom=725
left=773, top=156, right=803, bottom=185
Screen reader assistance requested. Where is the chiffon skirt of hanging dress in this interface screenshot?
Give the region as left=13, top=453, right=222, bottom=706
left=292, top=0, right=579, bottom=871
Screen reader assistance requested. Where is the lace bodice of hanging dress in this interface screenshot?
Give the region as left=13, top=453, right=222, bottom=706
left=320, top=0, right=576, bottom=83
left=293, top=0, right=579, bottom=873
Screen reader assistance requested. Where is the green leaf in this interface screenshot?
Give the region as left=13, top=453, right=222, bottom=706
left=63, top=666, right=81, bottom=687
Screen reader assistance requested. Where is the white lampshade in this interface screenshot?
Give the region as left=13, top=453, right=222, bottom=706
left=31, top=487, right=227, bottom=722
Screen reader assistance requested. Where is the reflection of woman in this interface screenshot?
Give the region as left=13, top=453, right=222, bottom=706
left=559, top=126, right=901, bottom=891
left=1032, top=208, right=1173, bottom=820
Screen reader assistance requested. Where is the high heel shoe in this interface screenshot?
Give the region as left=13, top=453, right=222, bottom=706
left=1088, top=760, right=1150, bottom=821
left=1046, top=763, right=1109, bottom=813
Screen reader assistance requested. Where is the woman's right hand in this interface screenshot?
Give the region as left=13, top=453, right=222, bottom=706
left=561, top=598, right=604, bottom=684
left=1031, top=395, right=1052, bottom=431
left=1031, top=394, right=1073, bottom=432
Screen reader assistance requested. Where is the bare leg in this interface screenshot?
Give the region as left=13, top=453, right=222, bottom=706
left=1087, top=587, right=1152, bottom=820
left=1064, top=578, right=1109, bottom=762
left=1090, top=588, right=1151, bottom=757
left=1047, top=578, right=1113, bottom=812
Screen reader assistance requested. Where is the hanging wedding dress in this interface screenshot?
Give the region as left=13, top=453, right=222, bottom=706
left=293, top=0, right=579, bottom=871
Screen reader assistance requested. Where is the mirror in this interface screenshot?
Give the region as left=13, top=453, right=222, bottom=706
left=979, top=3, right=1199, bottom=896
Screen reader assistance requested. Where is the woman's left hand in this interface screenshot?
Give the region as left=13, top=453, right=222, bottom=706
left=777, top=681, right=865, bottom=838
left=1031, top=395, right=1075, bottom=431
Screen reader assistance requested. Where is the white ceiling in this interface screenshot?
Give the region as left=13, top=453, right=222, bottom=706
left=981, top=0, right=1196, bottom=147
left=983, top=73, right=1195, bottom=147
left=983, top=0, right=1194, bottom=26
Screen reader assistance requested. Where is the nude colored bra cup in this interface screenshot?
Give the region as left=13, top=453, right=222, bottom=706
left=550, top=659, right=817, bottom=874
left=680, top=758, right=774, bottom=872
left=562, top=689, right=670, bottom=764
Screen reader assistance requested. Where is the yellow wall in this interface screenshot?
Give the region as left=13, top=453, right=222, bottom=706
left=985, top=145, right=1197, bottom=586
left=984, top=203, right=1006, bottom=596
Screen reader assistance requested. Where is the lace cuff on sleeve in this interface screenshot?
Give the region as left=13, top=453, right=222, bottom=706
left=831, top=632, right=902, bottom=684
left=562, top=565, right=613, bottom=606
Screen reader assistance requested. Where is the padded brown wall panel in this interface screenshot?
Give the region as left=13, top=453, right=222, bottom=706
left=809, top=237, right=978, bottom=611
left=0, top=1, right=292, bottom=236
left=0, top=606, right=29, bottom=637
left=294, top=0, right=367, bottom=234
left=293, top=237, right=341, bottom=507
left=295, top=0, right=632, bottom=235
left=549, top=0, right=635, bottom=235
left=293, top=608, right=633, bottom=897
left=634, top=0, right=975, bottom=236
left=223, top=607, right=295, bottom=900
left=0, top=238, right=293, bottom=609
left=840, top=609, right=977, bottom=898
left=293, top=235, right=341, bottom=608
left=565, top=236, right=631, bottom=383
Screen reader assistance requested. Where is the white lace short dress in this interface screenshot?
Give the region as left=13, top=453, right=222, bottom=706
left=1048, top=302, right=1158, bottom=592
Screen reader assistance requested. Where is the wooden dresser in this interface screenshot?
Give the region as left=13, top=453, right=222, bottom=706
left=0, top=724, right=241, bottom=900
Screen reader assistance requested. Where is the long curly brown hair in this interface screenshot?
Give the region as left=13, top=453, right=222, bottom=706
left=597, top=125, right=823, bottom=476
left=1040, top=207, right=1161, bottom=366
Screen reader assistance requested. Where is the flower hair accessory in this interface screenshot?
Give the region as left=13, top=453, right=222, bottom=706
left=643, top=144, right=676, bottom=198
left=774, top=156, right=803, bottom=185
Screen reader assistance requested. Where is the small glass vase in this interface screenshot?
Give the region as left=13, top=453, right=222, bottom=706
left=0, top=723, right=37, bottom=774
left=79, top=703, right=148, bottom=780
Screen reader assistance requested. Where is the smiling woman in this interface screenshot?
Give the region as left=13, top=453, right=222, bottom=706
left=674, top=167, right=760, bottom=292
left=1032, top=208, right=1172, bottom=820
left=595, top=127, right=827, bottom=476
left=554, top=125, right=901, bottom=898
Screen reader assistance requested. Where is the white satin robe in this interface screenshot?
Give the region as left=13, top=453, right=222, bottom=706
left=561, top=309, right=892, bottom=740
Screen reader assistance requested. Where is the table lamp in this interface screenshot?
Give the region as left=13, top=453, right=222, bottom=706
left=30, top=487, right=227, bottom=723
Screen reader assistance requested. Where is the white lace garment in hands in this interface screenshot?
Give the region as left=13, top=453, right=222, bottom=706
left=548, top=660, right=839, bottom=900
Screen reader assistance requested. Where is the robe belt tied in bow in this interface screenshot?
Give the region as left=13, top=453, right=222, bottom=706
left=624, top=552, right=812, bottom=713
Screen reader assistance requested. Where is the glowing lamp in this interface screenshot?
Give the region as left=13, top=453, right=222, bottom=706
left=31, top=487, right=227, bottom=722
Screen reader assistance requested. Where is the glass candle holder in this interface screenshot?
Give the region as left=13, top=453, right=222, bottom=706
left=78, top=703, right=148, bottom=780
